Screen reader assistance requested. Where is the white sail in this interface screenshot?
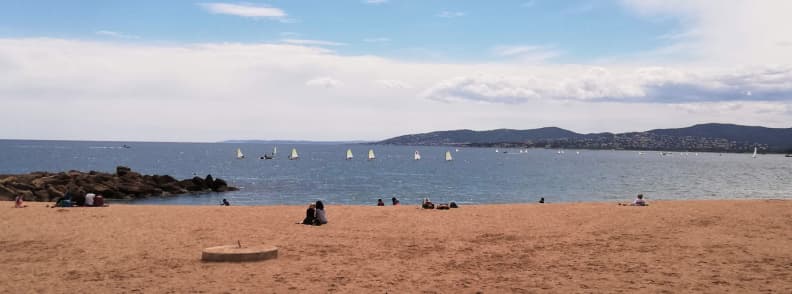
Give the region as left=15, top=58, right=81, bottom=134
left=368, top=149, right=376, bottom=160
left=289, top=148, right=299, bottom=160
left=273, top=146, right=277, bottom=156
left=495, top=149, right=499, bottom=153
left=346, top=149, right=354, bottom=160
left=414, top=150, right=421, bottom=160
left=455, top=148, right=459, bottom=152
left=752, top=147, right=757, bottom=158
left=445, top=151, right=453, bottom=161
left=236, top=148, right=244, bottom=159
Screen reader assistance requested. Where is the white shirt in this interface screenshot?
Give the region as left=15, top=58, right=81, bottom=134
left=85, top=193, right=96, bottom=206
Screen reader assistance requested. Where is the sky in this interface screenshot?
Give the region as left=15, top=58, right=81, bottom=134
left=1, top=0, right=791, bottom=142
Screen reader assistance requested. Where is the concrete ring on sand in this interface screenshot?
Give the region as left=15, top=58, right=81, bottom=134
left=201, top=245, right=278, bottom=262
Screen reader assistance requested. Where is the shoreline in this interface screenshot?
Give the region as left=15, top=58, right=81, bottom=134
left=2, top=199, right=791, bottom=293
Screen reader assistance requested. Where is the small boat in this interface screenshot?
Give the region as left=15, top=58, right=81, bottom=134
left=289, top=148, right=299, bottom=160
left=786, top=154, right=792, bottom=157
left=752, top=147, right=757, bottom=159
left=638, top=151, right=645, bottom=155
left=455, top=148, right=459, bottom=152
left=346, top=149, right=354, bottom=160
left=576, top=151, right=580, bottom=155
left=414, top=150, right=421, bottom=161
left=236, top=148, right=245, bottom=159
left=445, top=151, right=453, bottom=161
left=368, top=149, right=376, bottom=160
left=261, top=154, right=273, bottom=160
left=122, top=144, right=131, bottom=149
left=495, top=149, right=499, bottom=153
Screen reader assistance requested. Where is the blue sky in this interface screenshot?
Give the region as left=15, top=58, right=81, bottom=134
left=0, top=1, right=791, bottom=141
left=2, top=0, right=676, bottom=62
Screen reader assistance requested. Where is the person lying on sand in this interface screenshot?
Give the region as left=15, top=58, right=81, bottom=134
left=619, top=194, right=649, bottom=206
left=422, top=198, right=435, bottom=209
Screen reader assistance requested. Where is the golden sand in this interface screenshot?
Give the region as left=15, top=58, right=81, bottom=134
left=1, top=200, right=791, bottom=293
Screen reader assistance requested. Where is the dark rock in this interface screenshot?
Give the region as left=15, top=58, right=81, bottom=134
left=2, top=167, right=237, bottom=202
left=116, top=166, right=132, bottom=176
left=205, top=175, right=215, bottom=189
left=211, top=178, right=227, bottom=192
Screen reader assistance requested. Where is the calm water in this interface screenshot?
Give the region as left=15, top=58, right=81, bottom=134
left=1, top=140, right=790, bottom=205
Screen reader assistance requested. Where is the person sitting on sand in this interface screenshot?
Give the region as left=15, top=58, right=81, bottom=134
left=619, top=194, right=648, bottom=206
left=85, top=193, right=96, bottom=207
left=300, top=203, right=316, bottom=225
left=632, top=194, right=648, bottom=206
left=94, top=194, right=105, bottom=207
left=392, top=197, right=400, bottom=206
left=539, top=197, right=545, bottom=203
left=422, top=198, right=435, bottom=209
left=221, top=198, right=230, bottom=206
left=377, top=199, right=385, bottom=206
left=313, top=201, right=328, bottom=226
left=14, top=194, right=27, bottom=208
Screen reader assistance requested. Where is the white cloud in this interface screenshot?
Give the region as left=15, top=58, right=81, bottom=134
left=363, top=0, right=388, bottom=4
left=375, top=79, right=412, bottom=89
left=0, top=38, right=790, bottom=141
left=363, top=37, right=391, bottom=43
left=437, top=11, right=466, bottom=18
left=421, top=66, right=792, bottom=104
left=491, top=45, right=561, bottom=63
left=199, top=2, right=286, bottom=19
left=306, top=77, right=343, bottom=88
left=281, top=39, right=346, bottom=46
left=95, top=30, right=139, bottom=39
left=620, top=0, right=792, bottom=65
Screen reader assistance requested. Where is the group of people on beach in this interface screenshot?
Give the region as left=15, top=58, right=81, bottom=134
left=50, top=192, right=106, bottom=208
left=299, top=200, right=328, bottom=226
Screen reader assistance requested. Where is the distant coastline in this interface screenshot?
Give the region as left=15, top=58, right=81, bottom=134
left=376, top=123, right=792, bottom=154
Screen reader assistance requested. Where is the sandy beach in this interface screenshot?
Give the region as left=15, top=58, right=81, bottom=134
left=1, top=200, right=791, bottom=293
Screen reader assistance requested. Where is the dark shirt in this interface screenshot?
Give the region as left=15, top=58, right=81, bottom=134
left=302, top=208, right=316, bottom=225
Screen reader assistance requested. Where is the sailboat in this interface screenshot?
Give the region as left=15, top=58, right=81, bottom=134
left=495, top=149, right=499, bottom=153
left=289, top=148, right=299, bottom=160
left=445, top=151, right=453, bottom=161
left=236, top=148, right=245, bottom=159
left=273, top=146, right=277, bottom=156
left=368, top=149, right=376, bottom=160
left=752, top=147, right=758, bottom=158
left=455, top=148, right=460, bottom=152
left=346, top=149, right=354, bottom=160
left=414, top=150, right=421, bottom=161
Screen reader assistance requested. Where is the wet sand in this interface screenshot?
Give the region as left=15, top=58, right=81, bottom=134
left=1, top=200, right=791, bottom=293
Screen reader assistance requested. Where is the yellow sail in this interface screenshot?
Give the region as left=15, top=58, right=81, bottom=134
left=445, top=151, right=453, bottom=161
left=236, top=148, right=244, bottom=159
left=346, top=149, right=353, bottom=160
left=368, top=149, right=375, bottom=160
left=290, top=148, right=299, bottom=160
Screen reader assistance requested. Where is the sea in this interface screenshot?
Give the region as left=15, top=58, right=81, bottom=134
left=1, top=139, right=790, bottom=206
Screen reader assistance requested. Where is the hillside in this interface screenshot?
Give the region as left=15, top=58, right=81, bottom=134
left=377, top=124, right=792, bottom=153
